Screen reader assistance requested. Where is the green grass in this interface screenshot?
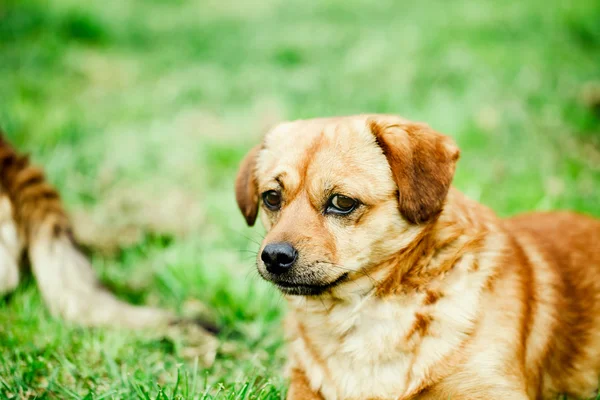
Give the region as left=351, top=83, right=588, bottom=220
left=0, top=0, right=599, bottom=398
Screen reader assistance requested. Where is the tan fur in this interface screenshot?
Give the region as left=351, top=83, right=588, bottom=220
left=0, top=133, right=173, bottom=328
left=236, top=114, right=600, bottom=399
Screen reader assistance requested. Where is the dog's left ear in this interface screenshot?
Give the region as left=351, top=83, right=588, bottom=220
left=370, top=118, right=460, bottom=224
left=235, top=145, right=261, bottom=226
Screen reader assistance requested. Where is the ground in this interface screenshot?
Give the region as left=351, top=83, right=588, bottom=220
left=0, top=0, right=599, bottom=398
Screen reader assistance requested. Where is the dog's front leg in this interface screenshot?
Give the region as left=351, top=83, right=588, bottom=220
left=287, top=368, right=324, bottom=400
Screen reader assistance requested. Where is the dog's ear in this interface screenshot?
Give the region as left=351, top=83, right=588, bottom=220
left=235, top=145, right=261, bottom=226
left=370, top=118, right=460, bottom=224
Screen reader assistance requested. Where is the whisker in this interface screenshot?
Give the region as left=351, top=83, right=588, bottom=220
left=244, top=268, right=259, bottom=282
left=318, top=297, right=329, bottom=313
left=232, top=230, right=263, bottom=247
left=238, top=249, right=259, bottom=255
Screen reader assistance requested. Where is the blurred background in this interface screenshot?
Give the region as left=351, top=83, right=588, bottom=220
left=0, top=0, right=599, bottom=398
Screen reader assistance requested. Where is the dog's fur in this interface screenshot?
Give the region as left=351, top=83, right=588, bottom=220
left=0, top=133, right=174, bottom=328
left=235, top=114, right=600, bottom=399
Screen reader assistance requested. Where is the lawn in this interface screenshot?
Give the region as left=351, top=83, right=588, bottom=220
left=0, top=0, right=599, bottom=398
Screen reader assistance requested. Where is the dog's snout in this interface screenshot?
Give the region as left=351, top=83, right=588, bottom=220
left=261, top=242, right=297, bottom=274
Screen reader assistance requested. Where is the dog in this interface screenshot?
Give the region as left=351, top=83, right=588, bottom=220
left=0, top=132, right=175, bottom=328
left=235, top=114, right=600, bottom=399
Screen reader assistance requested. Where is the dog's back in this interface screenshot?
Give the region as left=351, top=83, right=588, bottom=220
left=505, top=212, right=600, bottom=398
left=507, top=211, right=600, bottom=267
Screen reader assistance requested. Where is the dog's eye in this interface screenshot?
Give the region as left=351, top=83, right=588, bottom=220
left=262, top=190, right=282, bottom=211
left=327, top=194, right=358, bottom=215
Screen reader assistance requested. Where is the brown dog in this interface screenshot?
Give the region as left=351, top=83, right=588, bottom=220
left=235, top=114, right=600, bottom=399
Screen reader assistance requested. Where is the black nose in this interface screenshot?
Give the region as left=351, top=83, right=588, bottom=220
left=261, top=242, right=297, bottom=274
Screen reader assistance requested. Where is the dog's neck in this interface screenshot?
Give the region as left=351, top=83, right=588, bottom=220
left=374, top=189, right=495, bottom=297
left=284, top=189, right=506, bottom=399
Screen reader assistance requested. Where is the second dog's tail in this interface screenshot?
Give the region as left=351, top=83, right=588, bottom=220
left=0, top=135, right=174, bottom=327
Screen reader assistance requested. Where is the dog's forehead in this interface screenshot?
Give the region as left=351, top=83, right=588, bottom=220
left=265, top=116, right=369, bottom=152
left=256, top=116, right=396, bottom=197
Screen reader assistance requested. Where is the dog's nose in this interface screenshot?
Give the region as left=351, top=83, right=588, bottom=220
left=261, top=242, right=297, bottom=274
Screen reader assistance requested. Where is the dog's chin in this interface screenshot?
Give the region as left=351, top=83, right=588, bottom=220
left=268, top=273, right=349, bottom=296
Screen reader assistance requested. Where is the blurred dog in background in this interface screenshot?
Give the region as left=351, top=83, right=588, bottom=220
left=236, top=114, right=600, bottom=399
left=0, top=132, right=174, bottom=328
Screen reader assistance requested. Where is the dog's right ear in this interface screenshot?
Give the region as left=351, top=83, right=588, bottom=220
left=235, top=145, right=261, bottom=226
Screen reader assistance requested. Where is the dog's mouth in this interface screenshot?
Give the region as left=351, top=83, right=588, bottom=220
left=272, top=273, right=349, bottom=296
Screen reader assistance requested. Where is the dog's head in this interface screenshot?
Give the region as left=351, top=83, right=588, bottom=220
left=235, top=115, right=459, bottom=297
